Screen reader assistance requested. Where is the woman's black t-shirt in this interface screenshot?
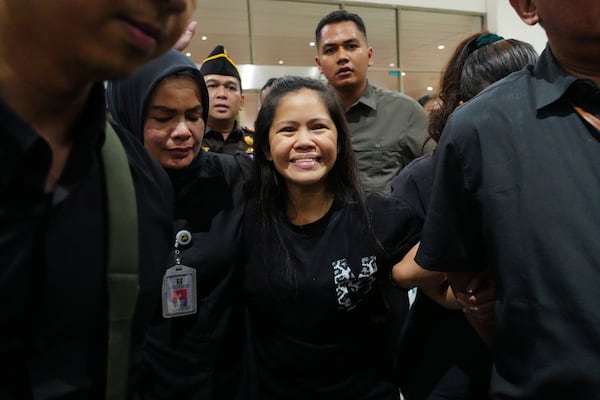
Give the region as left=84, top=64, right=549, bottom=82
left=243, top=195, right=418, bottom=400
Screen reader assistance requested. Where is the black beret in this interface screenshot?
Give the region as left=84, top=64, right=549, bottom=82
left=200, top=45, right=241, bottom=83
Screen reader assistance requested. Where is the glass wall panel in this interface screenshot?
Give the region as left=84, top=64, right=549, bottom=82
left=343, top=6, right=398, bottom=70
left=188, top=0, right=251, bottom=65
left=239, top=91, right=260, bottom=129
left=367, top=70, right=401, bottom=92
left=251, top=0, right=339, bottom=66
left=399, top=10, right=483, bottom=72
left=401, top=71, right=441, bottom=101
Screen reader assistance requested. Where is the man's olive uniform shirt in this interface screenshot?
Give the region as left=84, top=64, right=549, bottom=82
left=345, top=83, right=428, bottom=195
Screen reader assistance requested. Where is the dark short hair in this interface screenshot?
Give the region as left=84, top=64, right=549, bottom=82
left=260, top=77, right=278, bottom=93
left=417, top=93, right=437, bottom=107
left=315, top=10, right=367, bottom=47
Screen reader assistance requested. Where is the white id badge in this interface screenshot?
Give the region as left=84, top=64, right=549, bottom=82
left=162, top=264, right=197, bottom=318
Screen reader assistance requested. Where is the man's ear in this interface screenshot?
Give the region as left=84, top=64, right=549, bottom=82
left=509, top=0, right=540, bottom=26
left=315, top=55, right=323, bottom=74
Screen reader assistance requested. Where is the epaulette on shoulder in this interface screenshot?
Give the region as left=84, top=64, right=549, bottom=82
left=243, top=134, right=254, bottom=148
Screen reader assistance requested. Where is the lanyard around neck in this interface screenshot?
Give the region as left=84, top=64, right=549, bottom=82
left=102, top=122, right=139, bottom=400
left=571, top=103, right=600, bottom=131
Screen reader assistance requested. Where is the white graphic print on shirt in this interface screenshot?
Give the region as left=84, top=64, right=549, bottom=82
left=333, top=256, right=377, bottom=311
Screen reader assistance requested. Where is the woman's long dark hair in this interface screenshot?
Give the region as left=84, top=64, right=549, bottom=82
left=428, top=33, right=538, bottom=144
left=248, top=76, right=383, bottom=294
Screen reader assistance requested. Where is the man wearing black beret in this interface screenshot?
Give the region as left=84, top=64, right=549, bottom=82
left=200, top=45, right=254, bottom=156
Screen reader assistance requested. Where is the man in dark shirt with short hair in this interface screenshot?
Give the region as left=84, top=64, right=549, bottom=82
left=416, top=0, right=600, bottom=398
left=0, top=0, right=195, bottom=398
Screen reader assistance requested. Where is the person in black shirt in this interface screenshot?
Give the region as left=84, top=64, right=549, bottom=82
left=0, top=1, right=194, bottom=399
left=416, top=1, right=600, bottom=398
left=243, top=76, right=418, bottom=400
left=107, top=49, right=250, bottom=400
left=390, top=33, right=538, bottom=400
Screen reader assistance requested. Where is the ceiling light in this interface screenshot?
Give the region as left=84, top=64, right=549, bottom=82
left=309, top=41, right=315, bottom=47
left=437, top=45, right=445, bottom=50
left=401, top=72, right=406, bottom=77
left=201, top=36, right=208, bottom=41
left=278, top=60, right=284, bottom=65
left=185, top=52, right=192, bottom=57
left=427, top=86, right=433, bottom=91
left=389, top=63, right=395, bottom=67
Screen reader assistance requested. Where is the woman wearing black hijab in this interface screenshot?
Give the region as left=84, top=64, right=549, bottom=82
left=107, top=49, right=250, bottom=400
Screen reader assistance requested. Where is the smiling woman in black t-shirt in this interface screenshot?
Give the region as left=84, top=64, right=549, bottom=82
left=243, top=76, right=419, bottom=400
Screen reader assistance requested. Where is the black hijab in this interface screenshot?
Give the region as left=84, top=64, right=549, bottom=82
left=106, top=50, right=232, bottom=229
left=106, top=49, right=209, bottom=144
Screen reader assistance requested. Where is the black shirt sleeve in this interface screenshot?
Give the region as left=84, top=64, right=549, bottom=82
left=415, top=114, right=484, bottom=273
left=367, top=195, right=421, bottom=265
left=389, top=154, right=435, bottom=225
